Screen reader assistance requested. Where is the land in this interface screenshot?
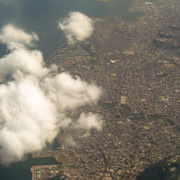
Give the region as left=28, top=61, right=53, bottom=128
left=32, top=0, right=180, bottom=179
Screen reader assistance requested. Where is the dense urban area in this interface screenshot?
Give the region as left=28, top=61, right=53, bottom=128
left=32, top=0, right=180, bottom=179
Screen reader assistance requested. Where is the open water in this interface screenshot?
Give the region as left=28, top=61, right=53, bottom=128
left=0, top=156, right=57, bottom=180
left=0, top=0, right=144, bottom=59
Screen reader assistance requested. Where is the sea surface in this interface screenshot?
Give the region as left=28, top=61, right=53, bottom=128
left=0, top=0, right=154, bottom=179
left=0, top=139, right=59, bottom=180
left=0, top=156, right=57, bottom=180
left=0, top=0, right=145, bottom=59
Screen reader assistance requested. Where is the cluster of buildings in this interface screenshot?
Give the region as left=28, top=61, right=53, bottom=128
left=32, top=0, right=179, bottom=179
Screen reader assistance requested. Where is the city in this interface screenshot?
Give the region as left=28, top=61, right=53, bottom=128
left=31, top=0, right=179, bottom=179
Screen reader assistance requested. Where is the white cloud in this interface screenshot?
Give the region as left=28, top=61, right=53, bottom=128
left=0, top=77, right=58, bottom=164
left=42, top=73, right=101, bottom=111
left=0, top=49, right=48, bottom=80
left=0, top=25, right=102, bottom=165
left=58, top=12, right=94, bottom=44
left=0, top=24, right=38, bottom=50
left=74, top=113, right=103, bottom=131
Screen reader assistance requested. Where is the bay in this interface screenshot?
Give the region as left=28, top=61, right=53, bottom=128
left=0, top=0, right=143, bottom=58
left=0, top=155, right=57, bottom=180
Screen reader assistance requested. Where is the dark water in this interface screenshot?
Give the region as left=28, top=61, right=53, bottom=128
left=0, top=156, right=57, bottom=180
left=0, top=0, right=143, bottom=59
left=0, top=138, right=59, bottom=180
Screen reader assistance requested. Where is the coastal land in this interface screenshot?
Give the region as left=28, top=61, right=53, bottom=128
left=31, top=0, right=180, bottom=179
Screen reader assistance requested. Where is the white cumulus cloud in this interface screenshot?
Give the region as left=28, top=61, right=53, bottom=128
left=0, top=49, right=48, bottom=80
left=0, top=24, right=38, bottom=50
left=58, top=12, right=94, bottom=44
left=0, top=24, right=102, bottom=165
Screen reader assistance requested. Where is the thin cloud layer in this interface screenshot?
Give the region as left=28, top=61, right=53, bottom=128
left=58, top=12, right=94, bottom=44
left=0, top=25, right=102, bottom=165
